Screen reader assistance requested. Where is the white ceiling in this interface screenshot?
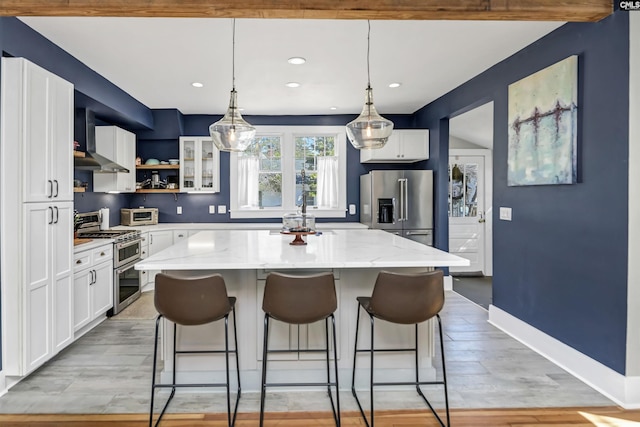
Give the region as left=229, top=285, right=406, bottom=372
left=19, top=17, right=562, bottom=117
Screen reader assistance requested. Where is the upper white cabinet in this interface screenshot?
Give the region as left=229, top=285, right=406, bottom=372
left=179, top=136, right=220, bottom=193
left=360, top=129, right=429, bottom=163
left=1, top=57, right=75, bottom=377
left=2, top=58, right=74, bottom=202
left=93, top=126, right=136, bottom=192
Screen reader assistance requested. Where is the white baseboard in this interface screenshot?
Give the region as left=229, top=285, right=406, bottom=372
left=489, top=304, right=640, bottom=408
left=0, top=371, right=6, bottom=398
left=444, top=275, right=453, bottom=291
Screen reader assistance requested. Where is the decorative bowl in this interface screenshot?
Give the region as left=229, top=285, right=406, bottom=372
left=145, top=158, right=160, bottom=165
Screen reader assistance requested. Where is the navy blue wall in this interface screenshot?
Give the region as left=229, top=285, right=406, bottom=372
left=129, top=113, right=417, bottom=223
left=415, top=13, right=630, bottom=374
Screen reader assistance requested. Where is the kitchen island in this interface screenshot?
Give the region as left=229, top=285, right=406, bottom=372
left=136, top=228, right=468, bottom=391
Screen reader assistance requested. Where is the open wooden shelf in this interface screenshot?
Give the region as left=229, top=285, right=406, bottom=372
left=73, top=151, right=85, bottom=157
left=73, top=187, right=86, bottom=192
left=136, top=164, right=179, bottom=170
left=135, top=188, right=180, bottom=193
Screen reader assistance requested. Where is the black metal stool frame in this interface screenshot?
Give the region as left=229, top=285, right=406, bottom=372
left=351, top=303, right=450, bottom=427
left=149, top=303, right=241, bottom=427
left=259, top=313, right=341, bottom=427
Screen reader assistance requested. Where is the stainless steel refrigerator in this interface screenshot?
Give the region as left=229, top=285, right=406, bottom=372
left=360, top=170, right=434, bottom=246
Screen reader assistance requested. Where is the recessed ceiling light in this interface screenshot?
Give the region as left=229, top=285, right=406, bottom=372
left=191, top=82, right=204, bottom=88
left=330, top=106, right=338, bottom=110
left=287, top=57, right=306, bottom=65
left=389, top=82, right=401, bottom=88
left=285, top=82, right=301, bottom=88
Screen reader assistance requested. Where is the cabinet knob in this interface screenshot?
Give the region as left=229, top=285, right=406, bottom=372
left=76, top=260, right=82, bottom=264
left=100, top=252, right=106, bottom=256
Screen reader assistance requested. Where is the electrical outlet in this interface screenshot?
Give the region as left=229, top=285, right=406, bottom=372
left=499, top=207, right=512, bottom=221
left=218, top=205, right=227, bottom=214
left=349, top=204, right=356, bottom=215
left=177, top=206, right=182, bottom=215
left=209, top=205, right=216, bottom=214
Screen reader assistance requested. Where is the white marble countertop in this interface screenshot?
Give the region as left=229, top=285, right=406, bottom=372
left=113, top=222, right=368, bottom=232
left=135, top=229, right=469, bottom=270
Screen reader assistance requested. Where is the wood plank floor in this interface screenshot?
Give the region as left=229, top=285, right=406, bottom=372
left=2, top=407, right=640, bottom=427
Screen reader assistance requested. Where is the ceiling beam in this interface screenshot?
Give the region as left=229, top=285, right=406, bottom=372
left=0, top=0, right=613, bottom=21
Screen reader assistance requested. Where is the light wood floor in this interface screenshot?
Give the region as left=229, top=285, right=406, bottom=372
left=2, top=407, right=640, bottom=426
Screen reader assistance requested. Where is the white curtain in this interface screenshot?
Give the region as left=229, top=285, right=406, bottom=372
left=316, top=156, right=338, bottom=209
left=238, top=156, right=260, bottom=208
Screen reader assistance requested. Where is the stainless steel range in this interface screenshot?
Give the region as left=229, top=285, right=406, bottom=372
left=76, top=211, right=142, bottom=315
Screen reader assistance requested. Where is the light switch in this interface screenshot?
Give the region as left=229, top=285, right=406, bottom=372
left=218, top=205, right=227, bottom=214
left=177, top=206, right=182, bottom=215
left=499, top=207, right=512, bottom=221
left=349, top=204, right=356, bottom=215
left=209, top=205, right=216, bottom=214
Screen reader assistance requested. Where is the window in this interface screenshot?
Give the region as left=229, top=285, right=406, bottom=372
left=230, top=126, right=346, bottom=219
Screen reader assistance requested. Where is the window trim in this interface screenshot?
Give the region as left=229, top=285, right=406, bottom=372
left=230, top=125, right=347, bottom=219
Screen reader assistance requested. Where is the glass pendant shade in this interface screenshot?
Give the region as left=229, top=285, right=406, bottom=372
left=209, top=89, right=256, bottom=152
left=346, top=86, right=394, bottom=149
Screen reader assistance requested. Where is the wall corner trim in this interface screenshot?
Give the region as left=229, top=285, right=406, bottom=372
left=489, top=305, right=640, bottom=409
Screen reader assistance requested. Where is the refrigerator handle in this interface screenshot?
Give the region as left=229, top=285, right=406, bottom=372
left=398, top=179, right=404, bottom=221
left=399, top=178, right=408, bottom=221
left=392, top=197, right=397, bottom=224
left=403, top=178, right=409, bottom=222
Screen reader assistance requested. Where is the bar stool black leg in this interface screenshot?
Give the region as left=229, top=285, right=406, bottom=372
left=369, top=315, right=375, bottom=427
left=259, top=314, right=270, bottom=427
left=331, top=314, right=341, bottom=426
left=231, top=305, right=241, bottom=426
left=437, top=314, right=450, bottom=427
left=149, top=315, right=162, bottom=427
left=224, top=315, right=231, bottom=427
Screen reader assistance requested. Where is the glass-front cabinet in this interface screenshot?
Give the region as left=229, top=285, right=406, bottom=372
left=179, top=136, right=220, bottom=193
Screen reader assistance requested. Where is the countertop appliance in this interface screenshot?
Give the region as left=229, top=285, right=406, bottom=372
left=360, top=170, right=434, bottom=246
left=121, top=207, right=159, bottom=226
left=76, top=211, right=142, bottom=315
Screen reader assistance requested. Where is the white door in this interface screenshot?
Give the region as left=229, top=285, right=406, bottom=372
left=448, top=155, right=486, bottom=274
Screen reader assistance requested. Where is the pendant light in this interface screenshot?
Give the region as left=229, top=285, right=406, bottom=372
left=209, top=19, right=256, bottom=152
left=346, top=20, right=394, bottom=150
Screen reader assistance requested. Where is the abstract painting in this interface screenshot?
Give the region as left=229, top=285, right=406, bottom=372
left=508, top=55, right=578, bottom=186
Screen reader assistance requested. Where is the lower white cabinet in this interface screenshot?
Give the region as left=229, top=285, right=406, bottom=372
left=73, top=244, right=113, bottom=333
left=141, top=230, right=174, bottom=289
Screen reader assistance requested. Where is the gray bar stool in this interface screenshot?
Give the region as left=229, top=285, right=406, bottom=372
left=150, top=272, right=241, bottom=427
left=351, top=269, right=449, bottom=427
left=260, top=271, right=340, bottom=427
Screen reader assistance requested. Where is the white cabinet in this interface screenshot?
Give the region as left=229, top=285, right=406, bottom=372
left=73, top=244, right=114, bottom=333
left=23, top=202, right=74, bottom=373
left=93, top=126, right=136, bottom=192
left=143, top=230, right=174, bottom=289
left=360, top=129, right=429, bottom=163
left=179, top=137, right=220, bottom=192
left=1, top=57, right=74, bottom=377
left=3, top=58, right=74, bottom=202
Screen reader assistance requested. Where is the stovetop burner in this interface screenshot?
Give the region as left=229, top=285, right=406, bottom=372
left=79, top=230, right=140, bottom=241
left=76, top=211, right=141, bottom=242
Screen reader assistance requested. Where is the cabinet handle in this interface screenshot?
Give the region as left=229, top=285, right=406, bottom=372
left=89, top=270, right=94, bottom=285
left=48, top=180, right=53, bottom=198
left=100, top=251, right=106, bottom=256
left=54, top=180, right=59, bottom=197
left=150, top=235, right=153, bottom=244
left=48, top=206, right=54, bottom=224
left=54, top=206, right=59, bottom=224
left=76, top=259, right=83, bottom=264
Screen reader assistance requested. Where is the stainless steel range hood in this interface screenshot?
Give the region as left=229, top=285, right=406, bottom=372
left=73, top=110, right=129, bottom=173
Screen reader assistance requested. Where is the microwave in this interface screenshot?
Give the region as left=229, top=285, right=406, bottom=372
left=121, top=208, right=159, bottom=226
